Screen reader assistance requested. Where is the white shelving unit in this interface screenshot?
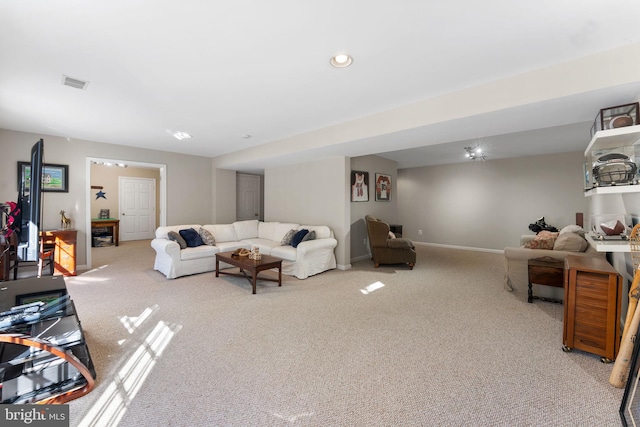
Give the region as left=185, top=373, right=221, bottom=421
left=585, top=125, right=640, bottom=252
left=584, top=126, right=640, bottom=156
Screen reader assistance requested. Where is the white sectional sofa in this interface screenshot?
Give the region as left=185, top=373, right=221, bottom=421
left=151, top=220, right=338, bottom=280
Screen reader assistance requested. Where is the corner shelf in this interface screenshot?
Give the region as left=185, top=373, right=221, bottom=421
left=586, top=233, right=631, bottom=253
left=584, top=184, right=640, bottom=196
left=584, top=125, right=640, bottom=156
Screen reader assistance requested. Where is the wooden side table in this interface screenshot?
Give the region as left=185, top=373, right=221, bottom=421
left=528, top=257, right=564, bottom=303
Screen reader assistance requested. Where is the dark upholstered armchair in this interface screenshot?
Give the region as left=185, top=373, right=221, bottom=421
left=365, top=215, right=416, bottom=269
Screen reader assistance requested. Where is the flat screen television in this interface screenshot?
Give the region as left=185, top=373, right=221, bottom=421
left=17, top=139, right=44, bottom=262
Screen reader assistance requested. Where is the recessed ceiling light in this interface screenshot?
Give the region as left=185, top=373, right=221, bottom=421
left=171, top=131, right=192, bottom=140
left=330, top=53, right=353, bottom=68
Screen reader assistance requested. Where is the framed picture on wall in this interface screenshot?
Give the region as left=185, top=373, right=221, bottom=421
left=18, top=162, right=69, bottom=193
left=375, top=173, right=391, bottom=202
left=351, top=170, right=369, bottom=202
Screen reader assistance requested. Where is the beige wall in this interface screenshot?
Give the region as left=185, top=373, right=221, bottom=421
left=0, top=128, right=213, bottom=269
left=265, top=156, right=350, bottom=269
left=349, top=155, right=399, bottom=260
left=396, top=151, right=588, bottom=250
left=90, top=163, right=160, bottom=224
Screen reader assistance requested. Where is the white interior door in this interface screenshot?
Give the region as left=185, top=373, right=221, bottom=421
left=119, top=177, right=156, bottom=241
left=236, top=174, right=261, bottom=221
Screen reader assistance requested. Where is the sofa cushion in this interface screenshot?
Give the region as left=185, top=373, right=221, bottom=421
left=198, top=227, right=215, bottom=245
left=553, top=233, right=588, bottom=252
left=274, top=223, right=300, bottom=243
left=233, top=220, right=259, bottom=240
left=168, top=231, right=187, bottom=249
left=299, top=225, right=331, bottom=239
left=242, top=238, right=280, bottom=254
left=180, top=228, right=204, bottom=247
left=281, top=229, right=297, bottom=246
left=258, top=222, right=278, bottom=240
left=206, top=224, right=238, bottom=243
left=180, top=245, right=219, bottom=260
left=291, top=229, right=309, bottom=248
left=524, top=231, right=558, bottom=250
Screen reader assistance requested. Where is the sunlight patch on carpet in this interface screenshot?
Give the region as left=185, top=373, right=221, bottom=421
left=77, top=312, right=181, bottom=427
left=361, top=281, right=385, bottom=294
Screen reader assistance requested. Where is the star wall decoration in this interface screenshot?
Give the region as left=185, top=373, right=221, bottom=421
left=96, top=190, right=107, bottom=200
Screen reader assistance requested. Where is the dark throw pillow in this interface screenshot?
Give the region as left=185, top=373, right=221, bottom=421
left=179, top=228, right=204, bottom=247
left=168, top=231, right=187, bottom=249
left=291, top=229, right=309, bottom=248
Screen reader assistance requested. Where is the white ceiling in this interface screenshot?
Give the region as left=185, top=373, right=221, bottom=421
left=1, top=1, right=640, bottom=172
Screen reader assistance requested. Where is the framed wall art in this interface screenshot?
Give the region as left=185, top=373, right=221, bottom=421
left=18, top=162, right=69, bottom=193
left=351, top=170, right=369, bottom=202
left=375, top=173, right=391, bottom=202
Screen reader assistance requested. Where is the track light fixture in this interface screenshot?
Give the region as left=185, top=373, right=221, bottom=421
left=464, top=146, right=486, bottom=160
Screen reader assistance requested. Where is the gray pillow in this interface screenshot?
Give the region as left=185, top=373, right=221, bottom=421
left=199, top=227, right=215, bottom=245
left=168, top=231, right=187, bottom=249
left=300, top=230, right=316, bottom=242
left=281, top=229, right=297, bottom=245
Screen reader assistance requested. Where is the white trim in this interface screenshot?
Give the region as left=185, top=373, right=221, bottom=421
left=415, top=241, right=504, bottom=254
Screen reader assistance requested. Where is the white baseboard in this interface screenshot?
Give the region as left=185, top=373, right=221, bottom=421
left=415, top=241, right=504, bottom=254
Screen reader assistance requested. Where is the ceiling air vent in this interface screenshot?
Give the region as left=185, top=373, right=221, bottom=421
left=62, top=75, right=89, bottom=90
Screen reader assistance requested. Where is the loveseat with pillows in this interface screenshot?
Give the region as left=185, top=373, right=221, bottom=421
left=503, top=225, right=604, bottom=301
left=150, top=220, right=338, bottom=279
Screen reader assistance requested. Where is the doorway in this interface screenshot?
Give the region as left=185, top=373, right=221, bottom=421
left=119, top=177, right=156, bottom=241
left=86, top=158, right=166, bottom=270
left=236, top=173, right=262, bottom=221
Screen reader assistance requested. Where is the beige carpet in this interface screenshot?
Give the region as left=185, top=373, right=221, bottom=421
left=61, top=240, right=623, bottom=426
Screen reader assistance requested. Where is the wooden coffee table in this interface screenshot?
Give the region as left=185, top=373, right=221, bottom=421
left=215, top=251, right=283, bottom=294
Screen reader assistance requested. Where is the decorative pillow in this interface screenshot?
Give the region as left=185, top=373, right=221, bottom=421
left=179, top=228, right=204, bottom=247
left=291, top=229, right=309, bottom=248
left=388, top=231, right=396, bottom=239
left=524, top=230, right=558, bottom=250
left=198, top=227, right=215, bottom=246
left=281, top=229, right=297, bottom=246
left=300, top=230, right=316, bottom=243
left=553, top=233, right=588, bottom=252
left=168, top=231, right=187, bottom=249
left=559, top=225, right=585, bottom=236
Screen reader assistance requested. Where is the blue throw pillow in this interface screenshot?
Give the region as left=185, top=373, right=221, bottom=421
left=291, top=229, right=309, bottom=248
left=179, top=228, right=204, bottom=247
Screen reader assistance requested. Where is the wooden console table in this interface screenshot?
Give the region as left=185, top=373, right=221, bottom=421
left=91, top=218, right=120, bottom=246
left=528, top=257, right=564, bottom=303
left=42, top=229, right=77, bottom=276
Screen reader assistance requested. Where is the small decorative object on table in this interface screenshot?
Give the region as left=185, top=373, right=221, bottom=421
left=99, top=209, right=110, bottom=219
left=60, top=210, right=71, bottom=228
left=249, top=246, right=261, bottom=260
